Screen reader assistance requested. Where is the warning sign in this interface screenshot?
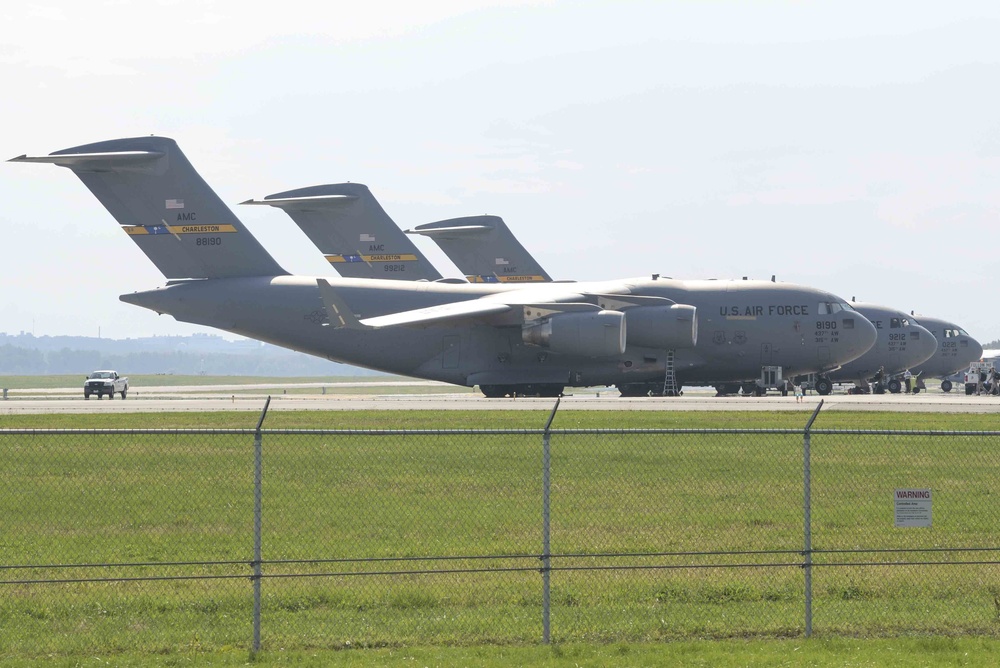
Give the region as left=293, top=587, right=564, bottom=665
left=894, top=488, right=932, bottom=528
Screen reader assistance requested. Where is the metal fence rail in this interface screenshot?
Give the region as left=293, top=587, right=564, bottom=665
left=1, top=402, right=999, bottom=653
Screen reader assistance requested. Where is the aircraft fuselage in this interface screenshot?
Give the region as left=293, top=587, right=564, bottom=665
left=122, top=275, right=876, bottom=389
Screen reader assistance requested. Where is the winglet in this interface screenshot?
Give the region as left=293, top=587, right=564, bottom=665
left=316, top=279, right=372, bottom=330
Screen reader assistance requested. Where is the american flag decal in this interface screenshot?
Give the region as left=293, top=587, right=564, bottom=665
left=165, top=199, right=185, bottom=209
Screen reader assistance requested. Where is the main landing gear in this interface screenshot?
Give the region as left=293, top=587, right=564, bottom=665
left=616, top=382, right=681, bottom=398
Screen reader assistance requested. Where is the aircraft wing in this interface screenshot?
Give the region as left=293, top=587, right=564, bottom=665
left=360, top=299, right=513, bottom=328
left=317, top=279, right=603, bottom=330
left=317, top=279, right=511, bottom=329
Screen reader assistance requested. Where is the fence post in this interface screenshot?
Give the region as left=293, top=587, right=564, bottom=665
left=803, top=398, right=823, bottom=637
left=541, top=397, right=560, bottom=644
left=252, top=396, right=271, bottom=654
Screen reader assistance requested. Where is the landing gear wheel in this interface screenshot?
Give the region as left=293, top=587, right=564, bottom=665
left=815, top=378, right=833, bottom=396
left=887, top=379, right=902, bottom=394
left=479, top=384, right=509, bottom=398
left=940, top=380, right=953, bottom=393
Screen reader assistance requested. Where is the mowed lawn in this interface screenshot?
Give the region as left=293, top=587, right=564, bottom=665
left=1, top=408, right=999, bottom=664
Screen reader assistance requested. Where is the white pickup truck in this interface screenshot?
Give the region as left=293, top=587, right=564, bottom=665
left=84, top=370, right=129, bottom=400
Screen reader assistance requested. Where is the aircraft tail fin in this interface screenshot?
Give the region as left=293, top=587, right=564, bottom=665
left=407, top=215, right=552, bottom=283
left=10, top=137, right=287, bottom=280
left=243, top=183, right=443, bottom=281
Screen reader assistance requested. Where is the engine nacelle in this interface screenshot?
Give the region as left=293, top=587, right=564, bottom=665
left=522, top=310, right=626, bottom=357
left=624, top=304, right=697, bottom=349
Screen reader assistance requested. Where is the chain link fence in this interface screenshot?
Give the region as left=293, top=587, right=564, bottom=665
left=2, top=401, right=999, bottom=654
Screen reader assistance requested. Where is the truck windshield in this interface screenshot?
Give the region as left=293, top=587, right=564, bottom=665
left=88, top=372, right=113, bottom=379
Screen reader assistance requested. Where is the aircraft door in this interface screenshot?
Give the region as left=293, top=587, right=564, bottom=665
left=889, top=354, right=901, bottom=371
left=818, top=346, right=831, bottom=366
left=442, top=334, right=461, bottom=369
left=760, top=343, right=773, bottom=366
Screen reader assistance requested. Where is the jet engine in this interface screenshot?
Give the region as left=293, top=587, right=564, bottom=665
left=522, top=310, right=626, bottom=357
left=624, top=304, right=698, bottom=350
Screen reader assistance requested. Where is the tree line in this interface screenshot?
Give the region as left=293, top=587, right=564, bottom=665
left=0, top=344, right=368, bottom=377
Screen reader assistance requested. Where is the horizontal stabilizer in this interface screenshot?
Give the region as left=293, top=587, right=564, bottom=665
left=9, top=151, right=164, bottom=169
left=406, top=223, right=492, bottom=237
left=240, top=194, right=357, bottom=209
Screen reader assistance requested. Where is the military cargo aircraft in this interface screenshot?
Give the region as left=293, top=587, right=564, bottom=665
left=825, top=302, right=937, bottom=394
left=248, top=185, right=894, bottom=396
left=248, top=187, right=883, bottom=395
left=405, top=214, right=943, bottom=397
left=11, top=136, right=877, bottom=398
left=907, top=315, right=982, bottom=392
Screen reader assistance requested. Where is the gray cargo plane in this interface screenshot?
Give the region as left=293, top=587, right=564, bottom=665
left=249, top=187, right=883, bottom=395
left=249, top=186, right=895, bottom=396
left=11, top=136, right=876, bottom=397
left=406, top=215, right=944, bottom=396
left=824, top=302, right=937, bottom=394
left=907, top=315, right=982, bottom=392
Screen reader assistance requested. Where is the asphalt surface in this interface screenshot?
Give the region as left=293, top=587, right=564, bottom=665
left=2, top=382, right=1000, bottom=414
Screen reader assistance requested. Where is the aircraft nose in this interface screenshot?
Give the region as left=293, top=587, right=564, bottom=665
left=849, top=312, right=878, bottom=360
left=910, top=324, right=938, bottom=368
left=968, top=337, right=984, bottom=363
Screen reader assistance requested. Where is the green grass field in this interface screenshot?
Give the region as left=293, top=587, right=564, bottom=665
left=1, top=408, right=999, bottom=665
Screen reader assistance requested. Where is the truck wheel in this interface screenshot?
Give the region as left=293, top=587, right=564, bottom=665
left=887, top=379, right=902, bottom=394
left=121, top=389, right=127, bottom=399
left=107, top=391, right=113, bottom=400
left=84, top=392, right=90, bottom=400
left=815, top=378, right=832, bottom=395
left=941, top=380, right=952, bottom=393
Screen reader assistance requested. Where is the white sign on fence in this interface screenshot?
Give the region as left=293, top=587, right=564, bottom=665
left=894, top=488, right=932, bottom=527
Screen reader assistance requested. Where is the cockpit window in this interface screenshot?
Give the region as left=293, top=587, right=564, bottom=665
left=890, top=318, right=901, bottom=329
left=817, top=302, right=852, bottom=315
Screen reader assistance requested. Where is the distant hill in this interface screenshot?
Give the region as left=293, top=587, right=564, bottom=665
left=0, top=332, right=384, bottom=377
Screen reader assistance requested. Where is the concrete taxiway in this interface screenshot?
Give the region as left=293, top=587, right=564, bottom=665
left=2, top=383, right=1000, bottom=414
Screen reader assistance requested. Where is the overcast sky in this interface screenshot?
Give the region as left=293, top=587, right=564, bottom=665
left=3, top=1, right=999, bottom=343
